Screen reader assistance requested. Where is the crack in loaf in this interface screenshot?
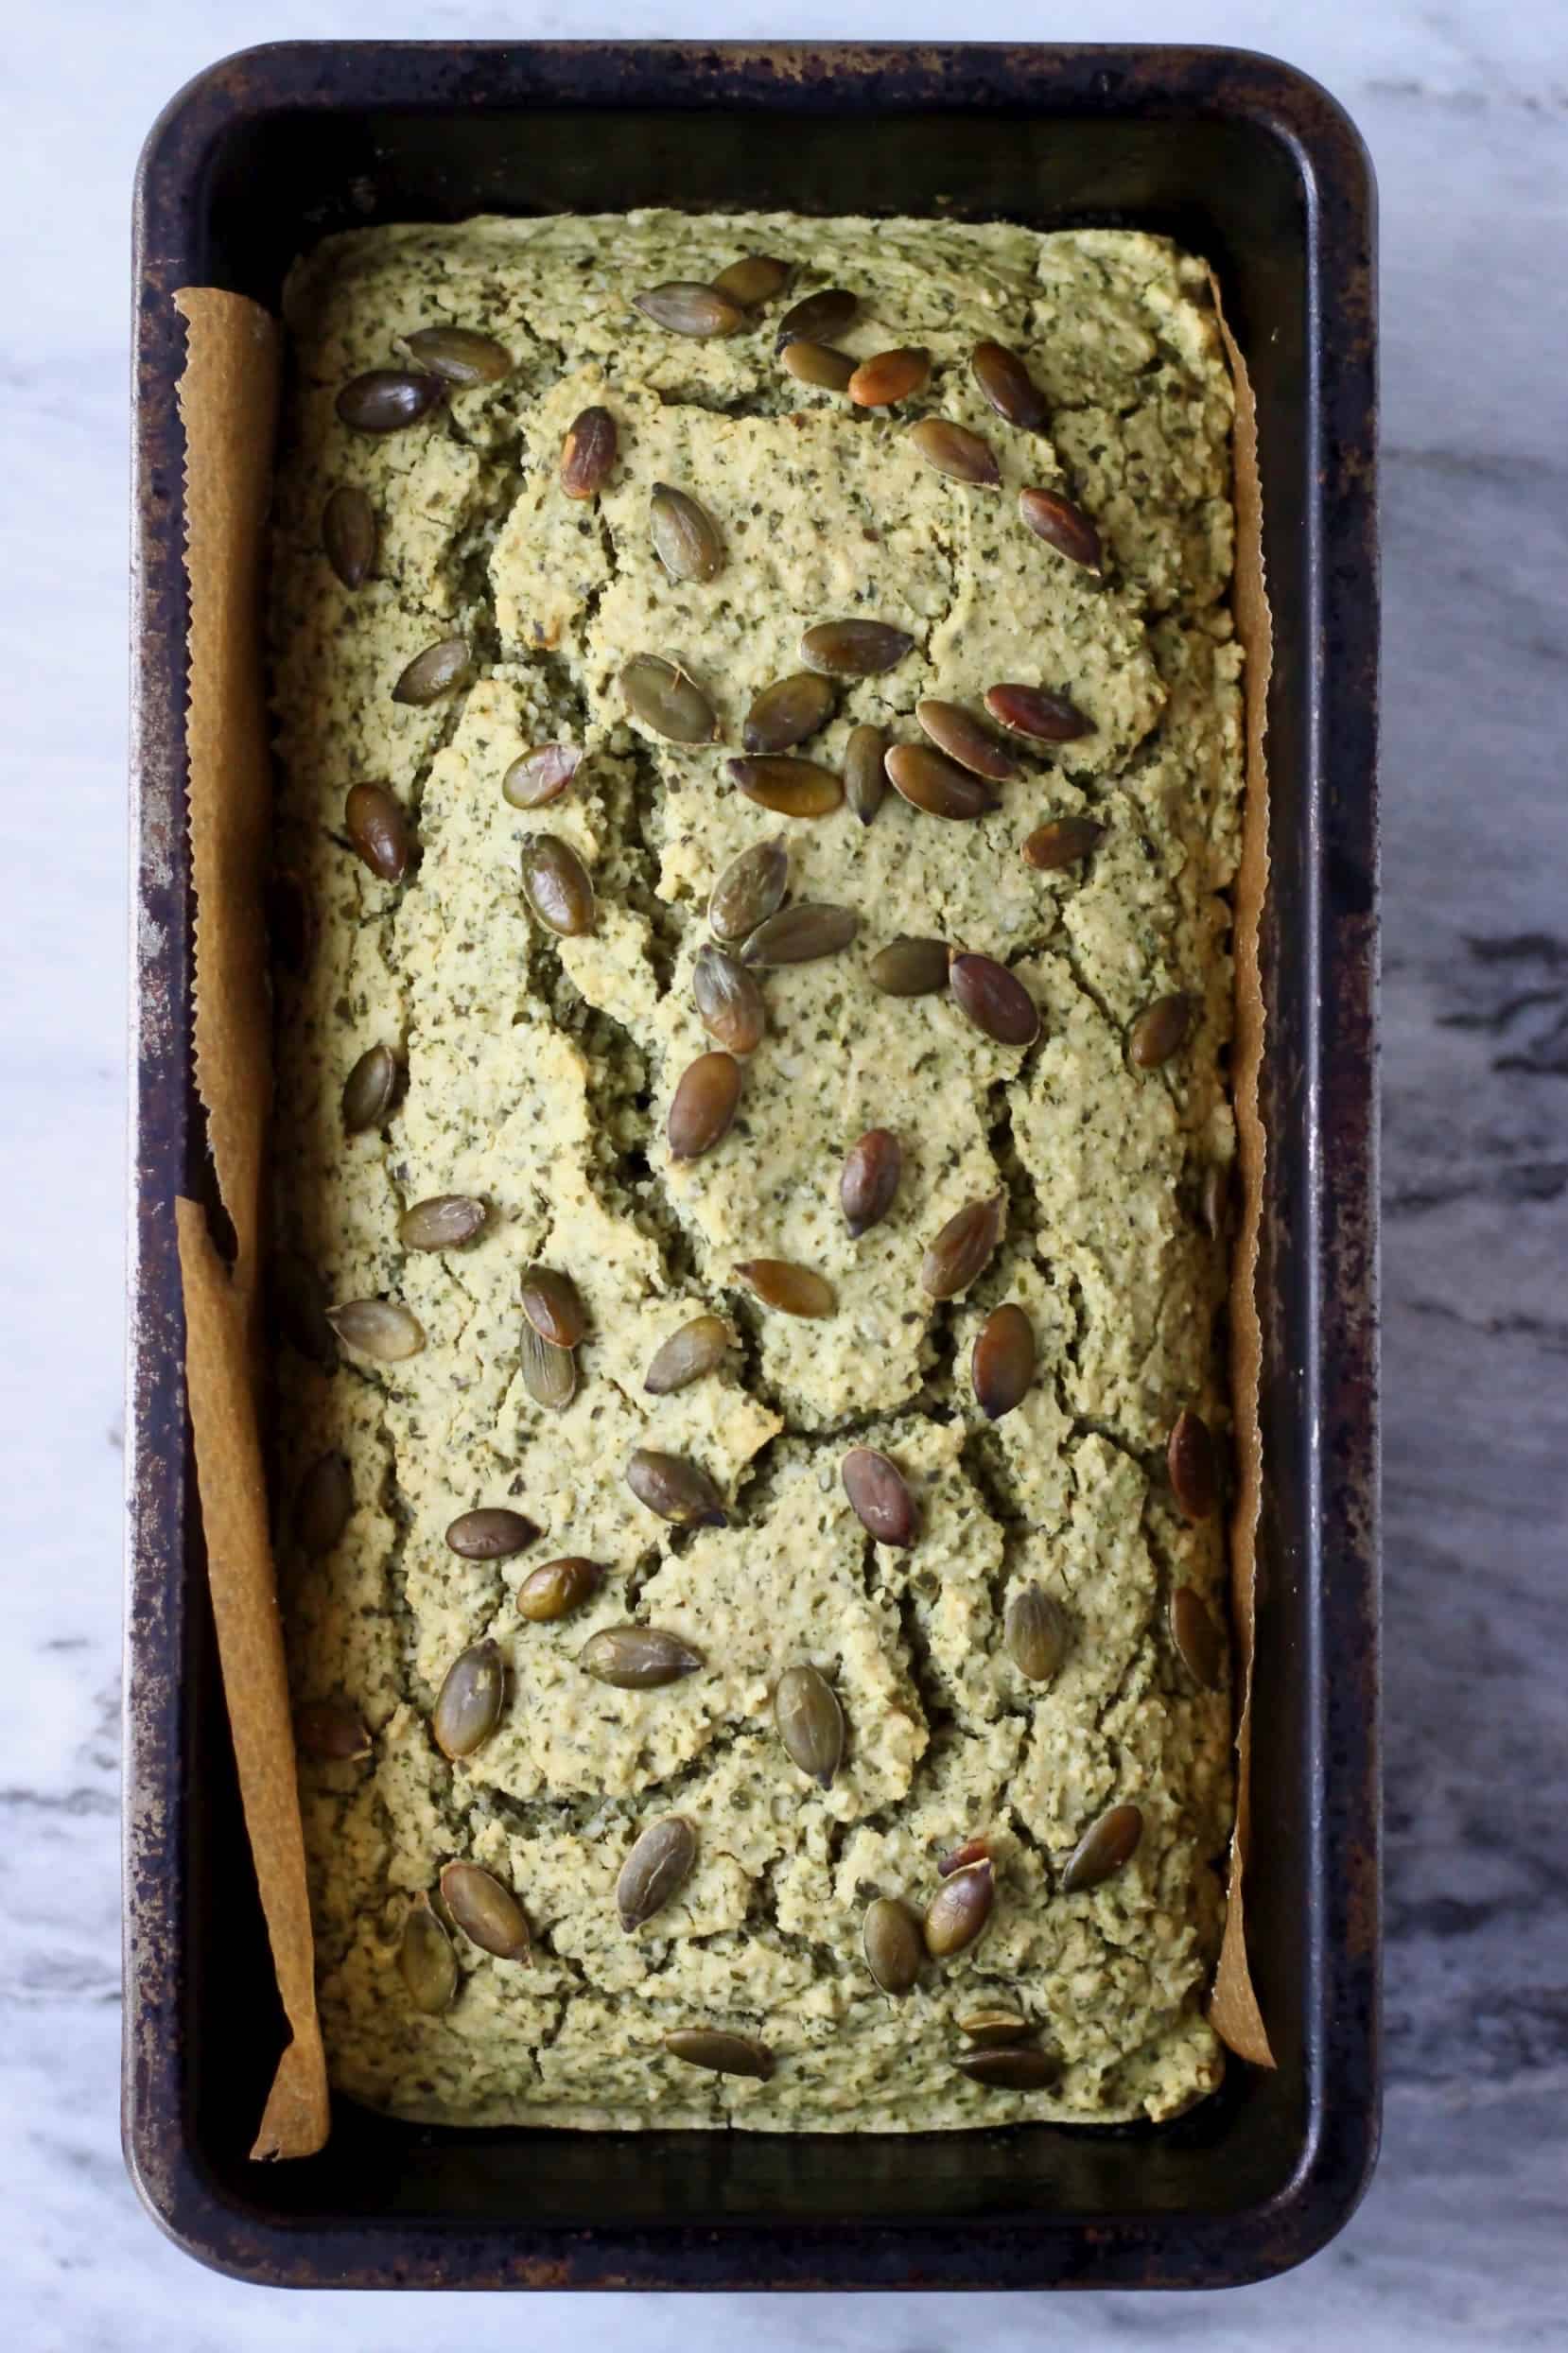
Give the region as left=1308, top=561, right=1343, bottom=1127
left=268, top=207, right=1243, bottom=2133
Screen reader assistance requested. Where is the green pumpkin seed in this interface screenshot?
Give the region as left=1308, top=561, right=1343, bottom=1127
left=294, top=1699, right=371, bottom=1761
left=728, top=756, right=844, bottom=818
left=444, top=1508, right=538, bottom=1560
left=1130, top=991, right=1193, bottom=1070
left=326, top=1297, right=425, bottom=1360
left=400, top=1894, right=459, bottom=2012
left=971, top=1302, right=1035, bottom=1421
left=617, top=1815, right=697, bottom=1930
left=779, top=340, right=856, bottom=391
left=775, top=286, right=857, bottom=351
left=845, top=723, right=889, bottom=825
left=774, top=1663, right=844, bottom=1787
left=1060, top=1803, right=1143, bottom=1893
left=503, top=743, right=582, bottom=808
left=294, top=1451, right=352, bottom=1558
left=984, top=683, right=1095, bottom=743
left=399, top=1194, right=487, bottom=1251
left=322, top=485, right=377, bottom=587
left=405, top=324, right=512, bottom=385
left=560, top=405, right=617, bottom=499
left=336, top=369, right=444, bottom=432
left=1167, top=1408, right=1218, bottom=1521
left=579, top=1625, right=705, bottom=1689
left=651, top=482, right=724, bottom=584
left=848, top=346, right=930, bottom=406
left=802, top=619, right=915, bottom=677
left=908, top=418, right=1001, bottom=487
left=272, top=1252, right=337, bottom=1370
left=970, top=340, right=1050, bottom=430
left=665, top=2027, right=773, bottom=2080
left=619, top=654, right=718, bottom=744
left=711, top=253, right=791, bottom=307
left=1171, top=1586, right=1222, bottom=1689
left=1019, top=485, right=1103, bottom=569
left=938, top=1837, right=991, bottom=1879
left=862, top=1897, right=924, bottom=1996
left=431, top=1638, right=506, bottom=1760
left=886, top=742, right=998, bottom=822
left=520, top=1265, right=586, bottom=1350
left=644, top=1314, right=733, bottom=1395
left=708, top=834, right=788, bottom=942
left=743, top=672, right=836, bottom=756
left=924, top=1860, right=994, bottom=1958
left=740, top=903, right=858, bottom=967
left=668, top=1050, right=742, bottom=1160
left=519, top=1320, right=576, bottom=1411
left=957, top=2045, right=1060, bottom=2091
left=949, top=952, right=1039, bottom=1047
left=521, top=833, right=595, bottom=936
left=920, top=1194, right=1004, bottom=1300
left=341, top=1041, right=400, bottom=1133
left=439, top=1860, right=531, bottom=1961
left=693, top=945, right=766, bottom=1054
left=916, top=699, right=1018, bottom=782
left=868, top=935, right=949, bottom=996
left=840, top=1127, right=902, bottom=1237
left=841, top=1447, right=916, bottom=1547
left=517, top=1556, right=601, bottom=1623
left=392, top=635, right=472, bottom=706
left=1021, top=816, right=1104, bottom=870
left=1004, top=1585, right=1070, bottom=1683
left=634, top=281, right=744, bottom=337
left=626, top=1448, right=727, bottom=1527
left=344, top=781, right=411, bottom=880
left=957, top=2007, right=1032, bottom=2048
left=736, top=1260, right=836, bottom=1316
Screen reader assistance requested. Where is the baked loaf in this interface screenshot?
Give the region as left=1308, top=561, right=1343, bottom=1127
left=270, top=211, right=1242, bottom=2132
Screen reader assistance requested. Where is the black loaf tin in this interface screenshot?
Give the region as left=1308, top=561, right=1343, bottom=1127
left=127, top=40, right=1380, bottom=2292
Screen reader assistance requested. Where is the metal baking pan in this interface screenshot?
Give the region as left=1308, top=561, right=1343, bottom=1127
left=127, top=39, right=1380, bottom=2292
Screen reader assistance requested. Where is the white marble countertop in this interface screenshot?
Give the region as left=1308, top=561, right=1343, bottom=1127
left=6, top=0, right=1566, bottom=2342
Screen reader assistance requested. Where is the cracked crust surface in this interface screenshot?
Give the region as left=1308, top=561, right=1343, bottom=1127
left=270, top=211, right=1240, bottom=2131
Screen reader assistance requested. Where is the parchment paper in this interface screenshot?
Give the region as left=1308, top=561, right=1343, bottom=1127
left=168, top=257, right=1272, bottom=2162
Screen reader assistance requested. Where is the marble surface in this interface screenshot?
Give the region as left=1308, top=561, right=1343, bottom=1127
left=5, top=0, right=1566, bottom=2342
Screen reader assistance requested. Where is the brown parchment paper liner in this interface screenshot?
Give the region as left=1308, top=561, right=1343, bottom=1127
left=169, top=256, right=1272, bottom=2162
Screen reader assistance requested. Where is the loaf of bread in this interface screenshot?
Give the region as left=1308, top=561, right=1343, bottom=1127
left=269, top=211, right=1242, bottom=2131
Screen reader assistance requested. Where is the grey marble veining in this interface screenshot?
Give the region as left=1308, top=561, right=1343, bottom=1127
left=4, top=1, right=1566, bottom=2343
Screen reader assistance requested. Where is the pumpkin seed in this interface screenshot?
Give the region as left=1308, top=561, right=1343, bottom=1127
left=692, top=945, right=766, bottom=1055
left=336, top=369, right=444, bottom=432
left=617, top=1815, right=697, bottom=1930
left=743, top=672, right=835, bottom=756
left=970, top=340, right=1050, bottom=430
left=1019, top=486, right=1103, bottom=570
left=294, top=1699, right=371, bottom=1761
left=400, top=1894, right=459, bottom=2012
left=740, top=902, right=858, bottom=967
left=634, top=280, right=744, bottom=337
left=579, top=1625, right=705, bottom=1689
left=560, top=405, right=617, bottom=499
left=444, top=1508, right=538, bottom=1560
left=773, top=1663, right=844, bottom=1787
left=295, top=1451, right=352, bottom=1557
left=1021, top=816, right=1104, bottom=870
left=1004, top=1585, right=1070, bottom=1683
left=848, top=346, right=931, bottom=406
left=937, top=1837, right=991, bottom=1879
left=949, top=951, right=1040, bottom=1047
left=668, top=1050, right=742, bottom=1160
left=626, top=1448, right=728, bottom=1527
left=736, top=1260, right=836, bottom=1316
left=344, top=781, right=411, bottom=880
left=845, top=723, right=889, bottom=825
left=517, top=1556, right=601, bottom=1623
left=841, top=1447, right=916, bottom=1547
left=957, top=2008, right=1032, bottom=2048
left=619, top=654, right=718, bottom=743
left=920, top=1194, right=1004, bottom=1299
left=272, top=1252, right=337, bottom=1370
left=651, top=481, right=724, bottom=584
left=1060, top=1803, right=1143, bottom=1893
left=1171, top=1585, right=1222, bottom=1689
left=520, top=1266, right=586, bottom=1350
left=708, top=834, right=788, bottom=942
left=432, top=1639, right=506, bottom=1760
left=265, top=868, right=313, bottom=977
left=957, top=2046, right=1060, bottom=2091
left=1199, top=1159, right=1232, bottom=1242
left=519, top=1320, right=576, bottom=1412
left=971, top=1302, right=1035, bottom=1421
left=885, top=742, right=998, bottom=822
left=916, top=699, right=1018, bottom=782
left=644, top=1314, right=733, bottom=1395
left=840, top=1127, right=902, bottom=1237
left=984, top=683, right=1094, bottom=742
left=779, top=340, right=856, bottom=391
left=711, top=253, right=791, bottom=307
left=322, top=485, right=377, bottom=587
left=392, top=635, right=471, bottom=706
left=1130, top=991, right=1193, bottom=1069
left=862, top=1897, right=924, bottom=1996
left=405, top=324, right=512, bottom=385
left=775, top=286, right=857, bottom=351
left=728, top=756, right=843, bottom=819
left=868, top=935, right=949, bottom=996
left=665, top=2028, right=773, bottom=2080
left=521, top=833, right=595, bottom=935
left=326, top=1297, right=425, bottom=1360
left=439, top=1860, right=531, bottom=1961
left=399, top=1194, right=488, bottom=1251
left=923, top=1859, right=994, bottom=1958
left=908, top=417, right=1001, bottom=487
left=1167, top=1408, right=1218, bottom=1521
left=802, top=619, right=915, bottom=677
left=341, top=1041, right=400, bottom=1133
left=503, top=742, right=581, bottom=809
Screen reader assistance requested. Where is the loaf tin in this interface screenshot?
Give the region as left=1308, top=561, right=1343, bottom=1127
left=127, top=40, right=1379, bottom=2291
